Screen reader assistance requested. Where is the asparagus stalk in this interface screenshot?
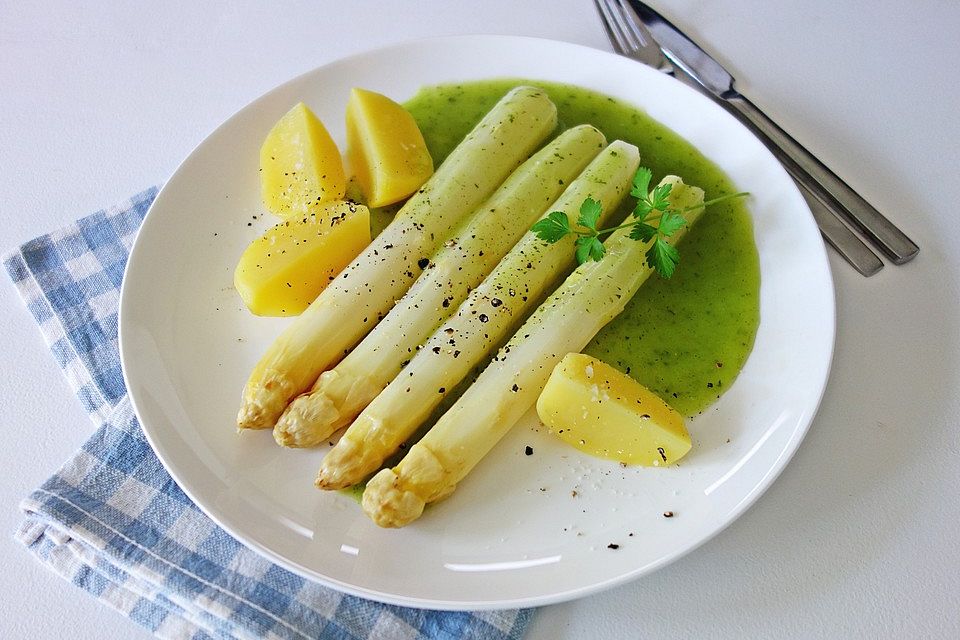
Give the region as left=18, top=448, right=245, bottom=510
left=362, top=176, right=705, bottom=527
left=314, top=140, right=640, bottom=489
left=237, top=86, right=558, bottom=429
left=274, top=125, right=607, bottom=447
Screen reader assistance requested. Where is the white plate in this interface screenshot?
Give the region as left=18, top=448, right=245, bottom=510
left=119, top=35, right=835, bottom=610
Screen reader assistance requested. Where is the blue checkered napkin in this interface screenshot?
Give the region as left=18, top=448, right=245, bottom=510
left=6, top=188, right=533, bottom=640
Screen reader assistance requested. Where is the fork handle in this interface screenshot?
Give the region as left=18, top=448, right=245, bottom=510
left=724, top=94, right=918, bottom=264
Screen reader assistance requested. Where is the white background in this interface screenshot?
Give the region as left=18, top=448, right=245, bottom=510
left=2, top=1, right=958, bottom=638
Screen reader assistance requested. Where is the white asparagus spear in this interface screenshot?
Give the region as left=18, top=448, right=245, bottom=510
left=237, top=86, right=558, bottom=429
left=315, top=140, right=640, bottom=489
left=274, top=125, right=607, bottom=447
left=362, top=176, right=705, bottom=527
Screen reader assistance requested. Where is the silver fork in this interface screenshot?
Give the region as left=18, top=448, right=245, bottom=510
left=595, top=0, right=673, bottom=72
left=593, top=0, right=886, bottom=276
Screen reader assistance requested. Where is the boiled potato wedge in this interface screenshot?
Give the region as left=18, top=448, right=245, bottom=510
left=346, top=88, right=433, bottom=207
left=537, top=353, right=691, bottom=466
left=260, top=102, right=347, bottom=219
left=235, top=200, right=369, bottom=316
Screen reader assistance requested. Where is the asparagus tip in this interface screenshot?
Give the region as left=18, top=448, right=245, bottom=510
left=237, top=369, right=297, bottom=430
left=236, top=403, right=272, bottom=430
left=274, top=390, right=341, bottom=448
left=315, top=433, right=376, bottom=490
left=362, top=468, right=426, bottom=528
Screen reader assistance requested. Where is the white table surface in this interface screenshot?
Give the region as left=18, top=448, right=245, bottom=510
left=2, top=1, right=958, bottom=638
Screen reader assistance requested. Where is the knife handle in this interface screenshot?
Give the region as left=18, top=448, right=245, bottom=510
left=724, top=94, right=918, bottom=264
left=797, top=180, right=883, bottom=276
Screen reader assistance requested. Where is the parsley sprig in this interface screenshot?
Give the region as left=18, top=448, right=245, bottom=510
left=531, top=167, right=748, bottom=278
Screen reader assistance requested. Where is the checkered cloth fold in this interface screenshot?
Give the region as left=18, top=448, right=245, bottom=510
left=6, top=188, right=532, bottom=640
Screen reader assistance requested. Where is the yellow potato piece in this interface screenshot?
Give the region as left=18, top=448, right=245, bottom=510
left=536, top=353, right=692, bottom=466
left=260, top=102, right=346, bottom=219
left=346, top=87, right=434, bottom=208
left=234, top=200, right=370, bottom=317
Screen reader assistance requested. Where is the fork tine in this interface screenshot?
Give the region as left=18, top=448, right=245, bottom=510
left=612, top=0, right=655, bottom=51
left=593, top=0, right=628, bottom=55
left=595, top=0, right=672, bottom=71
left=605, top=0, right=647, bottom=56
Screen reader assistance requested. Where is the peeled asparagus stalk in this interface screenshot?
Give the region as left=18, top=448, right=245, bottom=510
left=236, top=86, right=558, bottom=429
left=274, top=125, right=607, bottom=447
left=315, top=140, right=640, bottom=489
left=362, top=176, right=705, bottom=527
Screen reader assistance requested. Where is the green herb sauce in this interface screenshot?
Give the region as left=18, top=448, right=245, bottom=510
left=404, top=80, right=760, bottom=416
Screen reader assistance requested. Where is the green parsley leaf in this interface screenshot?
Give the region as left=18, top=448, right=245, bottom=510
left=630, top=167, right=652, bottom=199
left=577, top=197, right=602, bottom=231
left=633, top=198, right=654, bottom=219
left=575, top=235, right=606, bottom=264
left=646, top=237, right=681, bottom=278
left=656, top=208, right=686, bottom=237
left=531, top=211, right=572, bottom=243
left=588, top=238, right=606, bottom=262
left=650, top=182, right=673, bottom=211
left=629, top=221, right=658, bottom=242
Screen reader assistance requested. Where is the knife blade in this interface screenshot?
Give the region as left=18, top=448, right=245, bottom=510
left=628, top=0, right=919, bottom=265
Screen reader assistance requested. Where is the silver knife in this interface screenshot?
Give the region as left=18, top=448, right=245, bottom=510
left=628, top=0, right=919, bottom=265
